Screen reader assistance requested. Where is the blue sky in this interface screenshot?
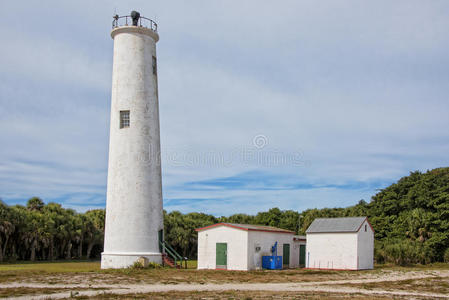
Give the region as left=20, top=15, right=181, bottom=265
left=0, top=1, right=448, bottom=216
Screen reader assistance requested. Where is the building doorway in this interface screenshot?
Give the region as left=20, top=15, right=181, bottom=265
left=299, top=244, right=306, bottom=268
left=216, top=243, right=227, bottom=269
left=282, top=244, right=290, bottom=267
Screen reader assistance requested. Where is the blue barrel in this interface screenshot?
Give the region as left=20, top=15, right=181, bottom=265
left=262, top=256, right=282, bottom=270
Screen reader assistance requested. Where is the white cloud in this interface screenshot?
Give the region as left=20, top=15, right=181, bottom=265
left=0, top=29, right=111, bottom=91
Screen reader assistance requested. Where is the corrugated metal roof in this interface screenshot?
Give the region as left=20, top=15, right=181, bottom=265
left=196, top=223, right=295, bottom=234
left=306, top=217, right=367, bottom=233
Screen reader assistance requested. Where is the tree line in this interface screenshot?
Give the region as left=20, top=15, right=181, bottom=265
left=1, top=167, right=448, bottom=264
left=0, top=198, right=104, bottom=262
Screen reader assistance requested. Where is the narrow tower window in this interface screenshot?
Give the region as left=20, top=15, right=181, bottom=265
left=120, top=110, right=130, bottom=128
left=365, top=224, right=367, bottom=232
left=152, top=56, right=157, bottom=75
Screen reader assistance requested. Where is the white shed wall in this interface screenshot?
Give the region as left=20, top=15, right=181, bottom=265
left=357, top=220, right=374, bottom=269
left=306, top=232, right=358, bottom=270
left=247, top=231, right=297, bottom=270
left=197, top=226, right=248, bottom=270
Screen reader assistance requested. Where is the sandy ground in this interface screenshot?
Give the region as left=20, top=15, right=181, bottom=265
left=1, top=269, right=448, bottom=299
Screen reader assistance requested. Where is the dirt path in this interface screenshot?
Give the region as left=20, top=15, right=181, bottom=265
left=2, top=270, right=448, bottom=299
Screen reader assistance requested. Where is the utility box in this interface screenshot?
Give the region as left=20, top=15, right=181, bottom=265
left=262, top=256, right=282, bottom=270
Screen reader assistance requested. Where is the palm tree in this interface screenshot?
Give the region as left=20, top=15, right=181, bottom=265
left=73, top=214, right=86, bottom=259
left=43, top=203, right=65, bottom=260
left=26, top=197, right=44, bottom=211
left=84, top=210, right=105, bottom=259
left=27, top=210, right=44, bottom=261
left=40, top=212, right=56, bottom=260
left=0, top=221, right=15, bottom=260
left=0, top=200, right=12, bottom=262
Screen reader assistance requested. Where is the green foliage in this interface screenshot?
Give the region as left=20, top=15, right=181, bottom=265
left=130, top=259, right=162, bottom=270
left=368, top=168, right=449, bottom=264
left=164, top=210, right=218, bottom=258
left=26, top=197, right=44, bottom=211
left=147, top=262, right=163, bottom=269
left=375, top=239, right=427, bottom=265
left=254, top=208, right=300, bottom=233
left=0, top=199, right=105, bottom=262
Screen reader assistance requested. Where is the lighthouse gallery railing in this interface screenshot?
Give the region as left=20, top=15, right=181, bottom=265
left=112, top=15, right=158, bottom=32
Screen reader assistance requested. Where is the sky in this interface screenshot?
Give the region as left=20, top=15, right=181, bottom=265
left=0, top=1, right=448, bottom=216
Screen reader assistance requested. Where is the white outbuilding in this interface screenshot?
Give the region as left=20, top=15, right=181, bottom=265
left=305, top=217, right=374, bottom=270
left=196, top=223, right=305, bottom=271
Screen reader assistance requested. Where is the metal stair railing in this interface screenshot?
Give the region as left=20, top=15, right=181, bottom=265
left=164, top=246, right=178, bottom=267
left=160, top=241, right=187, bottom=268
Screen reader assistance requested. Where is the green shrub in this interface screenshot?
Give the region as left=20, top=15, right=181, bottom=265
left=129, top=261, right=162, bottom=270
left=377, top=239, right=432, bottom=266
left=374, top=241, right=386, bottom=264
left=147, top=262, right=162, bottom=269
left=130, top=261, right=146, bottom=269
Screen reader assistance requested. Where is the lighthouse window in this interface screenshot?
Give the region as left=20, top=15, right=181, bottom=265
left=120, top=110, right=130, bottom=128
left=152, top=56, right=157, bottom=75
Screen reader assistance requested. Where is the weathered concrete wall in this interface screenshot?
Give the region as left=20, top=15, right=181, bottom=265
left=102, top=26, right=162, bottom=269
left=306, top=232, right=358, bottom=270
left=357, top=220, right=374, bottom=269
left=197, top=226, right=248, bottom=270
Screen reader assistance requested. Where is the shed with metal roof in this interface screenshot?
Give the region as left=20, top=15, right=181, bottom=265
left=196, top=223, right=305, bottom=270
left=305, top=217, right=374, bottom=270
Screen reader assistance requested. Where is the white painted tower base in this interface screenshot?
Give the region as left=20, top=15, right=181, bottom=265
left=101, top=253, right=162, bottom=269
left=102, top=15, right=163, bottom=269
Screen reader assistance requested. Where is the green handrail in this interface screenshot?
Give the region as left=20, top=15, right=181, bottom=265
left=165, top=242, right=183, bottom=261
left=164, top=244, right=178, bottom=267
left=160, top=241, right=187, bottom=268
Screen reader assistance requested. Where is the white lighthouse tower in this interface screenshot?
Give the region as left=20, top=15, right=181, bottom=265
left=101, top=11, right=163, bottom=269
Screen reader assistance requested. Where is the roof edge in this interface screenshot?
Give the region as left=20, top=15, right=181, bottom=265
left=195, top=223, right=295, bottom=234
left=306, top=217, right=375, bottom=234
left=356, top=217, right=375, bottom=233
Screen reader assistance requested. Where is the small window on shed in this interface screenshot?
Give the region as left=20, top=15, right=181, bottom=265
left=152, top=56, right=157, bottom=75
left=365, top=224, right=367, bottom=232
left=120, top=110, right=130, bottom=128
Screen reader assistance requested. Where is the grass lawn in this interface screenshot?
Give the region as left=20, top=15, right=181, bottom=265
left=0, top=260, right=101, bottom=273
left=186, top=259, right=197, bottom=269
left=0, top=260, right=350, bottom=285
left=1, top=260, right=447, bottom=273
left=0, top=259, right=198, bottom=273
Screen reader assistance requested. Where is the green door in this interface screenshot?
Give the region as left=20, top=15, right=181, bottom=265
left=299, top=244, right=306, bottom=267
left=216, top=243, right=227, bottom=269
left=158, top=229, right=163, bottom=252
left=283, top=244, right=290, bottom=266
